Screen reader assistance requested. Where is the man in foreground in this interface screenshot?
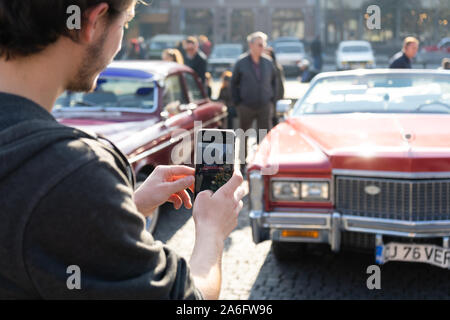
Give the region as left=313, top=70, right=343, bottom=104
left=0, top=0, right=244, bottom=299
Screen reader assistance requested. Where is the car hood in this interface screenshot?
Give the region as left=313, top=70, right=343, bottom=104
left=250, top=113, right=450, bottom=174
left=56, top=112, right=162, bottom=155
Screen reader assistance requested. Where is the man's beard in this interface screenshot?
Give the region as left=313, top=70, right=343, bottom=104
left=66, top=33, right=110, bottom=93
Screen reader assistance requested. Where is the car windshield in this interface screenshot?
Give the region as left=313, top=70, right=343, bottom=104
left=293, top=73, right=450, bottom=115
left=211, top=46, right=242, bottom=59
left=55, top=78, right=156, bottom=110
left=342, top=45, right=370, bottom=53
left=275, top=44, right=305, bottom=54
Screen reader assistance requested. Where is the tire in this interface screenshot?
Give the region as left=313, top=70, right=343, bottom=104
left=271, top=241, right=307, bottom=261
left=135, top=179, right=160, bottom=234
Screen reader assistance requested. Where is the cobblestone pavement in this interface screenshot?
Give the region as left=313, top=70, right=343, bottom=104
left=153, top=193, right=450, bottom=300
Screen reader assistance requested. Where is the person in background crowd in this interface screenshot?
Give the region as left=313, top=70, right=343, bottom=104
left=264, top=47, right=285, bottom=127
left=176, top=40, right=186, bottom=57
left=439, top=58, right=450, bottom=70
left=218, top=71, right=237, bottom=130
left=205, top=72, right=213, bottom=99
left=231, top=31, right=277, bottom=170
left=199, top=35, right=212, bottom=57
left=183, top=36, right=208, bottom=84
left=162, top=48, right=184, bottom=65
left=127, top=37, right=145, bottom=60
left=298, top=59, right=317, bottom=83
left=310, top=36, right=323, bottom=71
left=389, top=37, right=420, bottom=69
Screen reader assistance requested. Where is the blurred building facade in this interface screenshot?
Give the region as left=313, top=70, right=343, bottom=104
left=131, top=0, right=449, bottom=48
left=133, top=0, right=319, bottom=44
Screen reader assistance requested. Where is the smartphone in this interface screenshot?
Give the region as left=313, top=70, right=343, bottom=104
left=194, top=129, right=236, bottom=199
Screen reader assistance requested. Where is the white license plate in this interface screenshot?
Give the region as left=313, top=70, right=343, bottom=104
left=376, top=242, right=450, bottom=269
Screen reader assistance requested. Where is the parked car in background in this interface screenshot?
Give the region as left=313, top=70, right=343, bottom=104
left=147, top=34, right=186, bottom=60
left=274, top=41, right=307, bottom=77
left=422, top=37, right=450, bottom=54
left=249, top=69, right=450, bottom=270
left=208, top=43, right=244, bottom=78
left=270, top=36, right=302, bottom=47
left=54, top=61, right=227, bottom=233
left=418, top=38, right=450, bottom=65
left=336, top=40, right=376, bottom=70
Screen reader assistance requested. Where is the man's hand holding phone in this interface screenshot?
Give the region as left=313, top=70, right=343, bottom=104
left=134, top=165, right=195, bottom=217
left=193, top=172, right=245, bottom=242
left=189, top=171, right=245, bottom=300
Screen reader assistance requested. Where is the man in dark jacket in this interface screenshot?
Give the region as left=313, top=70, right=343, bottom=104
left=0, top=0, right=244, bottom=300
left=389, top=37, right=420, bottom=69
left=231, top=32, right=277, bottom=166
left=183, top=36, right=208, bottom=84
left=231, top=32, right=277, bottom=131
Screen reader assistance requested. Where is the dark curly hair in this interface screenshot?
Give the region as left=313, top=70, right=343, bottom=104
left=0, top=0, right=135, bottom=60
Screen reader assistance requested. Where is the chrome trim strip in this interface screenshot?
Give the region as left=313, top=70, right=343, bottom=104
left=128, top=113, right=227, bottom=164
left=262, top=212, right=332, bottom=229
left=249, top=210, right=450, bottom=247
left=342, top=215, right=450, bottom=235
left=332, top=169, right=450, bottom=179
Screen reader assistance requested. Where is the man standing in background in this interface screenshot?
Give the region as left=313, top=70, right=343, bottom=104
left=183, top=36, right=208, bottom=84
left=199, top=35, right=212, bottom=57
left=389, top=37, right=420, bottom=69
left=231, top=32, right=277, bottom=168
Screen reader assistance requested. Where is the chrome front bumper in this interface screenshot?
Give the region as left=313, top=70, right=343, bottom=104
left=250, top=210, right=450, bottom=252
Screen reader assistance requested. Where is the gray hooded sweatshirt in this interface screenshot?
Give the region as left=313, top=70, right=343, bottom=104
left=0, top=92, right=202, bottom=299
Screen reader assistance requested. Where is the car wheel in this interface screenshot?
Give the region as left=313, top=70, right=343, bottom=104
left=271, top=241, right=307, bottom=261
left=135, top=179, right=160, bottom=234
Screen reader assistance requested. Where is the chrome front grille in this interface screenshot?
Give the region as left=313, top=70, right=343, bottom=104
left=335, top=176, right=450, bottom=221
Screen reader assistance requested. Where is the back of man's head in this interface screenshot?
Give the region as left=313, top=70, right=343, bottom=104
left=0, top=0, right=135, bottom=61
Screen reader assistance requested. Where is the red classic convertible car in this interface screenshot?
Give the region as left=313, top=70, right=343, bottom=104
left=54, top=61, right=227, bottom=232
left=249, top=69, right=450, bottom=269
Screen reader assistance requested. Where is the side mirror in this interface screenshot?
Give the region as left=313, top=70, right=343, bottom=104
left=276, top=99, right=292, bottom=116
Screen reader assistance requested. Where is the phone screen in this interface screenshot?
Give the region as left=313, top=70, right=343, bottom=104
left=194, top=129, right=236, bottom=198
